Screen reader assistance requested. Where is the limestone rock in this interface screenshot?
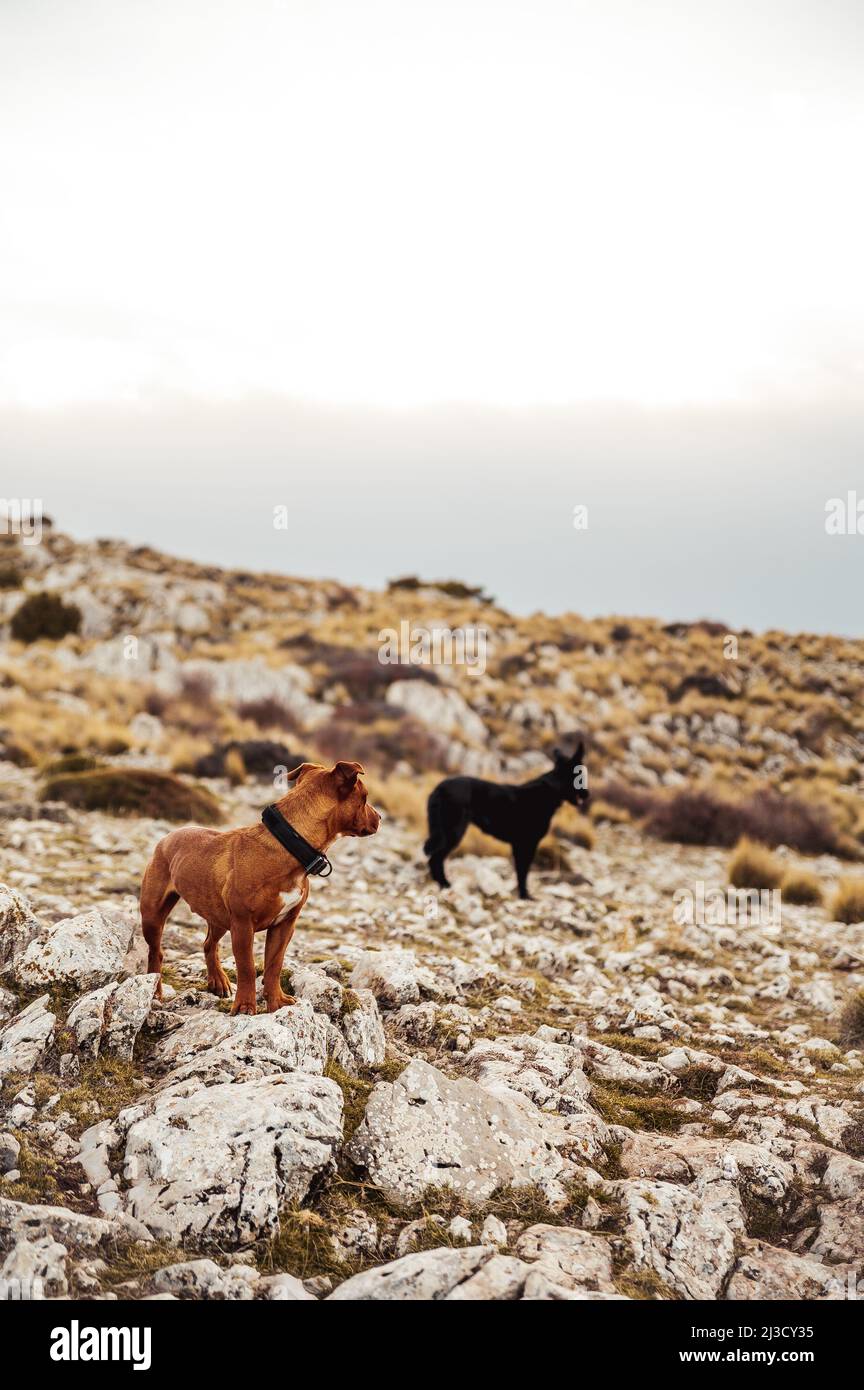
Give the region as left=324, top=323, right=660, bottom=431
left=0, top=995, right=55, bottom=1078
left=13, top=910, right=134, bottom=990
left=66, top=974, right=160, bottom=1060
left=0, top=883, right=44, bottom=976
left=150, top=1001, right=331, bottom=1081
left=349, top=950, right=421, bottom=1009
left=385, top=681, right=488, bottom=745
left=514, top=1224, right=619, bottom=1296
left=348, top=1057, right=573, bottom=1209
left=117, top=1073, right=343, bottom=1244
left=726, top=1240, right=851, bottom=1300
left=461, top=1033, right=611, bottom=1164
left=615, top=1177, right=745, bottom=1299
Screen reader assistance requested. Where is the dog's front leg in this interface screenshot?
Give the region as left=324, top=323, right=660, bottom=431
left=229, top=918, right=258, bottom=1016
left=263, top=910, right=301, bottom=1012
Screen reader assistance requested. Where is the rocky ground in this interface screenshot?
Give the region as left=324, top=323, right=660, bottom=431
left=1, top=760, right=863, bottom=1301
left=0, top=527, right=863, bottom=1300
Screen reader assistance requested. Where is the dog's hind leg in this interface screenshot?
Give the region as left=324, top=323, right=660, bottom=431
left=429, top=814, right=469, bottom=889
left=140, top=845, right=179, bottom=997
left=425, top=792, right=467, bottom=889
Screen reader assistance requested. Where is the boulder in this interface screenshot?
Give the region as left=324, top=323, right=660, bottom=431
left=618, top=1131, right=794, bottom=1204
left=0, top=1196, right=151, bottom=1251
left=461, top=1033, right=610, bottom=1164
left=0, top=996, right=55, bottom=1078
left=328, top=1241, right=625, bottom=1301
left=0, top=1132, right=21, bottom=1173
left=615, top=1177, right=745, bottom=1300
left=350, top=950, right=421, bottom=1009
left=348, top=1058, right=573, bottom=1209
left=328, top=1246, right=487, bottom=1300
left=0, top=884, right=44, bottom=975
left=1, top=1234, right=69, bottom=1297
left=726, top=1239, right=852, bottom=1300
left=117, top=1073, right=343, bottom=1244
left=514, top=1224, right=619, bottom=1296
left=341, top=989, right=386, bottom=1067
left=385, top=681, right=488, bottom=745
left=13, top=910, right=134, bottom=990
left=257, top=1272, right=317, bottom=1301
left=151, top=1259, right=261, bottom=1301
left=66, top=974, right=160, bottom=1060
left=149, top=1001, right=330, bottom=1081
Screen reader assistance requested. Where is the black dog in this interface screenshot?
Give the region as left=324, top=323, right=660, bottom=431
left=424, top=744, right=590, bottom=899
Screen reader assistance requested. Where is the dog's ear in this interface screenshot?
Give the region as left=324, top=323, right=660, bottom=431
left=332, top=760, right=365, bottom=796
left=285, top=762, right=319, bottom=785
left=573, top=741, right=585, bottom=766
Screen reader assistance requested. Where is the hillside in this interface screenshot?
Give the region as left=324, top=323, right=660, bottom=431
left=0, top=526, right=863, bottom=1301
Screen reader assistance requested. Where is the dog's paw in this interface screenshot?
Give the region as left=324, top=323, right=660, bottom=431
left=207, top=972, right=233, bottom=999
left=267, top=992, right=296, bottom=1013
left=230, top=998, right=258, bottom=1016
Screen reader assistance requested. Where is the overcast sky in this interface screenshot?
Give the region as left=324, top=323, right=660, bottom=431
left=1, top=1, right=863, bottom=632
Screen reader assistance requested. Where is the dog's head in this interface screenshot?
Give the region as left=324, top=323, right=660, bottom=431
left=551, top=742, right=590, bottom=813
left=286, top=760, right=381, bottom=838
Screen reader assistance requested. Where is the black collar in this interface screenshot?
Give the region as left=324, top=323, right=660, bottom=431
left=261, top=804, right=333, bottom=877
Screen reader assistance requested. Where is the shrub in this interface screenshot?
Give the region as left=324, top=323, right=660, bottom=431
left=644, top=786, right=845, bottom=856
left=387, top=575, right=492, bottom=602
left=314, top=713, right=445, bottom=775
left=195, top=739, right=301, bottom=780
left=830, top=878, right=864, bottom=925
left=0, top=566, right=22, bottom=589
left=728, top=838, right=783, bottom=890
left=743, top=789, right=841, bottom=856
left=645, top=788, right=743, bottom=847
left=0, top=736, right=36, bottom=767
left=10, top=592, right=81, bottom=643
left=236, top=697, right=300, bottom=732
left=668, top=672, right=739, bottom=703
left=838, top=989, right=864, bottom=1048
left=41, top=769, right=222, bottom=823
left=780, top=869, right=823, bottom=906
left=178, top=669, right=215, bottom=703
left=594, top=780, right=657, bottom=821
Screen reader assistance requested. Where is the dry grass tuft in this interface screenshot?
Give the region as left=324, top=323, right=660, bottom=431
left=779, top=868, right=823, bottom=905
left=837, top=989, right=864, bottom=1048
left=830, top=878, right=864, bottom=925
left=728, top=838, right=784, bottom=890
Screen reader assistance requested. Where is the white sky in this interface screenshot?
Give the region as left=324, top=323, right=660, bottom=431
left=2, top=2, right=863, bottom=635
left=2, top=0, right=864, bottom=410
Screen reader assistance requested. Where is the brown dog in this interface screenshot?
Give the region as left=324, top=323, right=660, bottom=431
left=140, top=761, right=380, bottom=1015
